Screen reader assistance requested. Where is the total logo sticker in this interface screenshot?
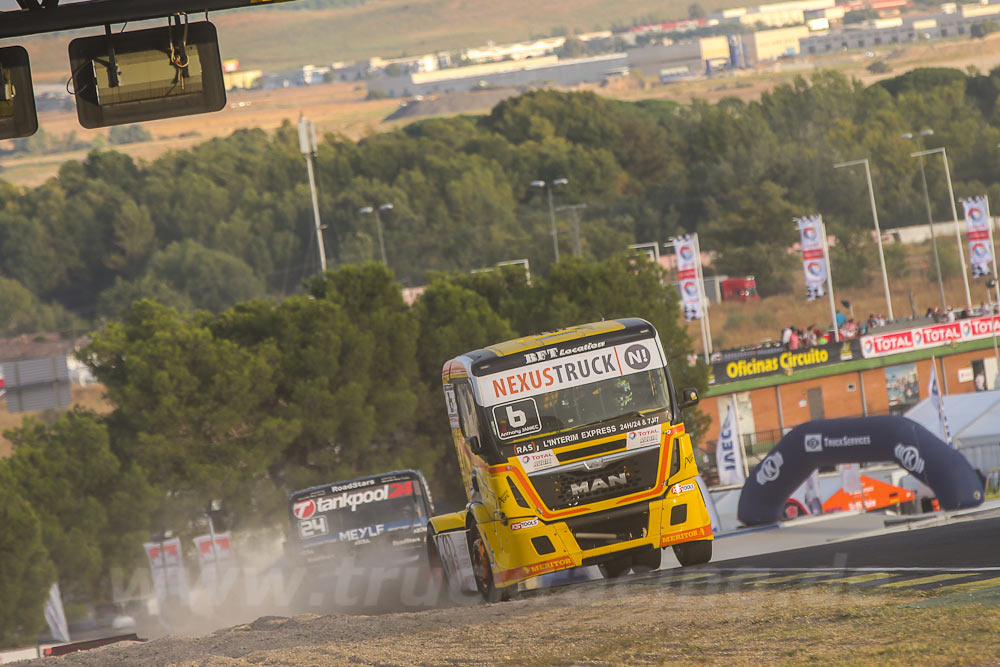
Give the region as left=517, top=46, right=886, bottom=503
left=670, top=482, right=696, bottom=495
left=519, top=449, right=559, bottom=473
left=626, top=426, right=661, bottom=450
left=510, top=518, right=539, bottom=531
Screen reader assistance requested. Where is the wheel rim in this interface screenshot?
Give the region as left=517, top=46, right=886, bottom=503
left=472, top=535, right=492, bottom=592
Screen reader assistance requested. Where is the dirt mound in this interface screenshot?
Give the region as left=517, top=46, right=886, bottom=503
left=16, top=576, right=977, bottom=666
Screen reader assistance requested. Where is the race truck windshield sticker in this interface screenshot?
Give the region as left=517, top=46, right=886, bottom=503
left=298, top=517, right=415, bottom=543
left=492, top=397, right=542, bottom=440
left=475, top=338, right=662, bottom=407
left=508, top=413, right=663, bottom=455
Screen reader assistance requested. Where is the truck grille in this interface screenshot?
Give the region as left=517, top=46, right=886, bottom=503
left=529, top=447, right=661, bottom=511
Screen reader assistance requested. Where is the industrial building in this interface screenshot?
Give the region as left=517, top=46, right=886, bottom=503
left=800, top=2, right=1000, bottom=53
left=366, top=53, right=629, bottom=98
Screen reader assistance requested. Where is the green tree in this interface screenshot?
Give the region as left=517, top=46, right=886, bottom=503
left=5, top=411, right=156, bottom=601
left=0, top=466, right=55, bottom=648
left=108, top=124, right=153, bottom=145
left=701, top=182, right=799, bottom=297
left=145, top=240, right=267, bottom=312
left=82, top=300, right=290, bottom=529
left=971, top=19, right=999, bottom=39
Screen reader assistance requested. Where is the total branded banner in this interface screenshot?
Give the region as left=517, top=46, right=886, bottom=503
left=675, top=235, right=703, bottom=321
left=962, top=195, right=994, bottom=278
left=475, top=338, right=663, bottom=407
left=860, top=314, right=1000, bottom=358
left=796, top=215, right=828, bottom=301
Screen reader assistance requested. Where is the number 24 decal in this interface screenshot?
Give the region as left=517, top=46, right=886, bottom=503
left=389, top=481, right=413, bottom=498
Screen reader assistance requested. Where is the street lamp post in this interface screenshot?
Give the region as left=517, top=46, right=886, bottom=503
left=911, top=146, right=973, bottom=311
left=834, top=158, right=894, bottom=320
left=556, top=203, right=587, bottom=256
left=298, top=113, right=327, bottom=273
left=359, top=203, right=393, bottom=266
left=530, top=178, right=568, bottom=262
left=903, top=130, right=947, bottom=312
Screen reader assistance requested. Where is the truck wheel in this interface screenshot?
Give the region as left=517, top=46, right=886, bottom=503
left=631, top=547, right=662, bottom=573
left=467, top=524, right=505, bottom=602
left=598, top=554, right=632, bottom=579
left=426, top=528, right=448, bottom=590
left=673, top=539, right=712, bottom=566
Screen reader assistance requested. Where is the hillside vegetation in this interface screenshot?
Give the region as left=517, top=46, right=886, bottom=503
left=5, top=70, right=1000, bottom=333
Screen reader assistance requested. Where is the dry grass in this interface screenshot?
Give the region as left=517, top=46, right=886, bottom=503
left=689, top=241, right=987, bottom=352
left=60, top=583, right=1000, bottom=665
left=0, top=384, right=112, bottom=457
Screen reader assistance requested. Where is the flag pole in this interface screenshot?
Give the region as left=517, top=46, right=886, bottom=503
left=732, top=395, right=750, bottom=479
left=984, top=196, right=1000, bottom=375
left=820, top=217, right=840, bottom=342
left=693, top=233, right=714, bottom=363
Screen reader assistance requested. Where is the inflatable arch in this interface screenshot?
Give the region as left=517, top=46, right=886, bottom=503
left=737, top=416, right=984, bottom=526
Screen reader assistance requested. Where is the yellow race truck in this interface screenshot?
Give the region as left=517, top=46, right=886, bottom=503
left=427, top=318, right=713, bottom=601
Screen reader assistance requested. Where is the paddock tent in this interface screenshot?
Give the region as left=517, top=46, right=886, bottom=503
left=904, top=390, right=1000, bottom=473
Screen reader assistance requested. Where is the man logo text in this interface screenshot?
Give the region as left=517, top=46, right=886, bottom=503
left=571, top=473, right=627, bottom=496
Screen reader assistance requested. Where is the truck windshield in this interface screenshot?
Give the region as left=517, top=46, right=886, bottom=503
left=295, top=479, right=426, bottom=543
left=490, top=368, right=671, bottom=441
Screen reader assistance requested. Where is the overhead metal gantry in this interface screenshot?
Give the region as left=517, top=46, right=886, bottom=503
left=0, top=0, right=299, bottom=137
left=1, top=0, right=296, bottom=40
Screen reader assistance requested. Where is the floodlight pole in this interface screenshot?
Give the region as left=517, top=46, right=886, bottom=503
left=298, top=114, right=327, bottom=274
left=833, top=158, right=894, bottom=320
left=903, top=130, right=947, bottom=312
left=556, top=203, right=587, bottom=256
left=912, top=146, right=973, bottom=311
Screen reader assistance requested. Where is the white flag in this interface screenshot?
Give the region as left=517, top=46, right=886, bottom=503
left=928, top=359, right=954, bottom=448
left=675, top=235, right=703, bottom=321
left=44, top=582, right=70, bottom=643
left=796, top=215, right=828, bottom=301
left=962, top=196, right=994, bottom=278
left=716, top=397, right=745, bottom=485
left=803, top=470, right=823, bottom=515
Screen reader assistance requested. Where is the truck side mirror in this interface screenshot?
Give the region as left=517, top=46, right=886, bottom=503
left=678, top=388, right=699, bottom=409
left=467, top=435, right=482, bottom=454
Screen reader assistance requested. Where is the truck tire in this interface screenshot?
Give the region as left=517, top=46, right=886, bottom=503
left=631, top=547, right=662, bottom=573
left=467, top=523, right=506, bottom=603
left=426, top=527, right=449, bottom=590
left=598, top=554, right=632, bottom=579
left=673, top=539, right=712, bottom=566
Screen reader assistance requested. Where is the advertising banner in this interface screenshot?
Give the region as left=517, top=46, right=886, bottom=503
left=962, top=196, right=994, bottom=278
left=715, top=396, right=745, bottom=485
left=796, top=215, right=827, bottom=300
left=475, top=337, right=663, bottom=407
left=860, top=313, right=1000, bottom=358
left=708, top=340, right=859, bottom=385
left=192, top=533, right=235, bottom=599
left=675, top=235, right=703, bottom=321
left=144, top=537, right=189, bottom=603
